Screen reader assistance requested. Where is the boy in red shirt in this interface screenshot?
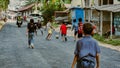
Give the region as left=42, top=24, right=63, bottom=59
left=60, top=21, right=67, bottom=42
left=78, top=18, right=83, bottom=39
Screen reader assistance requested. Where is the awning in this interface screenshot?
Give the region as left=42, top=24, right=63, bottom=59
left=94, top=4, right=120, bottom=12
left=55, top=16, right=68, bottom=21
left=18, top=3, right=35, bottom=12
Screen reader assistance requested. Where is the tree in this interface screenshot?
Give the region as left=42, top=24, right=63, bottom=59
left=41, top=0, right=64, bottom=24
left=0, top=0, right=10, bottom=11
left=25, top=0, right=65, bottom=24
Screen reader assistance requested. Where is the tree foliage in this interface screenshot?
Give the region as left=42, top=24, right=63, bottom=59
left=42, top=1, right=64, bottom=24
left=0, top=0, right=9, bottom=11
left=25, top=0, right=65, bottom=24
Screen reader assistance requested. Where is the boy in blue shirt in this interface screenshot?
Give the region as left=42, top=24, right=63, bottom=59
left=72, top=19, right=78, bottom=41
left=71, top=23, right=100, bottom=68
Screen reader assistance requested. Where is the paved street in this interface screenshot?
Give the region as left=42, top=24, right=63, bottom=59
left=0, top=22, right=120, bottom=68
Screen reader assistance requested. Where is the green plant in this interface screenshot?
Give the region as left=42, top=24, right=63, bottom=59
left=105, top=39, right=120, bottom=46
left=93, top=34, right=120, bottom=46
left=93, top=34, right=105, bottom=42
left=41, top=2, right=64, bottom=25
left=52, top=22, right=59, bottom=28
left=0, top=0, right=9, bottom=11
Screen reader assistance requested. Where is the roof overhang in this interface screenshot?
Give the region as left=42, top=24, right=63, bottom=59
left=17, top=3, right=35, bottom=12
left=94, top=4, right=120, bottom=12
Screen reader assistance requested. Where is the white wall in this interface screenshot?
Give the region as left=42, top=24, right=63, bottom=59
left=94, top=0, right=99, bottom=6
left=71, top=0, right=85, bottom=7
left=114, top=0, right=120, bottom=4
left=71, top=0, right=99, bottom=7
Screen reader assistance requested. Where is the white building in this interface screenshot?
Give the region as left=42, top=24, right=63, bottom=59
left=71, top=0, right=120, bottom=38
left=114, top=0, right=120, bottom=4
left=8, top=0, right=26, bottom=11
left=71, top=0, right=85, bottom=8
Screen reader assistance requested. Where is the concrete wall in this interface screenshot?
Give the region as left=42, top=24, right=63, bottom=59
left=114, top=0, right=120, bottom=4
left=89, top=0, right=99, bottom=6
left=71, top=0, right=85, bottom=7
left=102, top=11, right=111, bottom=33
left=71, top=0, right=99, bottom=7
left=94, top=0, right=99, bottom=6
left=103, top=11, right=110, bottom=21
left=102, top=21, right=110, bottom=33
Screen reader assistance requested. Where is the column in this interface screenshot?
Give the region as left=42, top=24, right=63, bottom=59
left=101, top=0, right=103, bottom=5
left=88, top=10, right=91, bottom=22
left=100, top=11, right=103, bottom=36
left=108, top=0, right=109, bottom=4
left=90, top=9, right=93, bottom=20
left=110, top=12, right=113, bottom=39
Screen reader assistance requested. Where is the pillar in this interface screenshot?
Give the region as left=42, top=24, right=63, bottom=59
left=100, top=11, right=103, bottom=36
left=110, top=12, right=113, bottom=39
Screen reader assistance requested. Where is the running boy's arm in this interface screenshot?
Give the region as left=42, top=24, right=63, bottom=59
left=71, top=41, right=79, bottom=68
left=26, top=29, right=29, bottom=36
left=60, top=25, right=62, bottom=32
left=71, top=25, right=74, bottom=31
left=26, top=24, right=29, bottom=36
left=71, top=55, right=78, bottom=68
left=96, top=53, right=100, bottom=68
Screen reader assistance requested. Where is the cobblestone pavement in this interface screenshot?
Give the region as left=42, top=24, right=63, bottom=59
left=0, top=22, right=120, bottom=68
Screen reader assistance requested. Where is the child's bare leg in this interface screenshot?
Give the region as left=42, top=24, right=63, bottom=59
left=48, top=34, right=52, bottom=40
left=62, top=36, right=64, bottom=41
left=74, top=35, right=77, bottom=41
left=46, top=33, right=50, bottom=40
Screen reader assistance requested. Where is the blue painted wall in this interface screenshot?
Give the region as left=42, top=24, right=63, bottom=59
left=71, top=7, right=84, bottom=26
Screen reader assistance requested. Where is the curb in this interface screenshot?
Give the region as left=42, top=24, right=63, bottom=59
left=98, top=42, right=120, bottom=51
left=55, top=26, right=120, bottom=52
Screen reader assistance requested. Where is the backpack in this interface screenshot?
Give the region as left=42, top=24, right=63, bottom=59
left=78, top=22, right=83, bottom=33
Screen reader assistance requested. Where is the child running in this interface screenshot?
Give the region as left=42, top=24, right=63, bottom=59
left=46, top=20, right=54, bottom=40
left=60, top=21, right=67, bottom=42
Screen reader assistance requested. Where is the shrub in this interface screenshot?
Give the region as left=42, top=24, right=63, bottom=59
left=41, top=2, right=64, bottom=25
left=93, top=34, right=105, bottom=42
left=105, top=39, right=120, bottom=46
left=93, top=34, right=120, bottom=46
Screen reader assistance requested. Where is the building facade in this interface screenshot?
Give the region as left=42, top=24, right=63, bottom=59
left=114, top=0, right=120, bottom=4
left=71, top=0, right=120, bottom=37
